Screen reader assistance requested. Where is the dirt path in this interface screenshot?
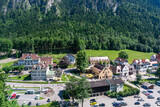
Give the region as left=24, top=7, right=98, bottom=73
left=0, top=57, right=18, bottom=64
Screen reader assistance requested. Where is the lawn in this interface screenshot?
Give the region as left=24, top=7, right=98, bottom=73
left=123, top=84, right=131, bottom=90
left=32, top=102, right=59, bottom=107
left=9, top=74, right=31, bottom=80
left=39, top=97, right=45, bottom=100
left=131, top=78, right=160, bottom=86
left=85, top=49, right=155, bottom=64
left=7, top=80, right=66, bottom=84
left=0, top=61, right=14, bottom=70
left=66, top=75, right=72, bottom=81
left=61, top=74, right=68, bottom=81
left=40, top=49, right=155, bottom=64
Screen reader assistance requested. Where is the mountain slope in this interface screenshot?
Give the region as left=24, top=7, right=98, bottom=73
left=0, top=0, right=160, bottom=53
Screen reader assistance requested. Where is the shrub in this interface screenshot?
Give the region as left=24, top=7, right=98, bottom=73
left=106, top=84, right=140, bottom=98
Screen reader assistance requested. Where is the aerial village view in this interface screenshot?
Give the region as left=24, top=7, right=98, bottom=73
left=1, top=0, right=160, bottom=107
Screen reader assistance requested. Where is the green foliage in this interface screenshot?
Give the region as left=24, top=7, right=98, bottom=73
left=106, top=84, right=140, bottom=98
left=118, top=51, right=129, bottom=59
left=2, top=66, right=13, bottom=73
left=136, top=74, right=142, bottom=83
left=156, top=67, right=160, bottom=79
left=76, top=50, right=88, bottom=73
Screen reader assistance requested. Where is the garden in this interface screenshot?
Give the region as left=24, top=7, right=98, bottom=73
left=106, top=84, right=140, bottom=98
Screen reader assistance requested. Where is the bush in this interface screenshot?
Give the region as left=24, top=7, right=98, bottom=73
left=62, top=90, right=70, bottom=99
left=106, top=84, right=140, bottom=98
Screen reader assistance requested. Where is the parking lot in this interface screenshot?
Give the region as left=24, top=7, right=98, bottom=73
left=82, top=85, right=160, bottom=107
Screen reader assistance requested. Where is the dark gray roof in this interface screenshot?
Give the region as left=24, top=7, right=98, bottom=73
left=90, top=79, right=109, bottom=88
left=107, top=78, right=124, bottom=85
left=90, top=78, right=124, bottom=88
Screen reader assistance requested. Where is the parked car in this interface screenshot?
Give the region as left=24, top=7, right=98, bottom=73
left=147, top=90, right=153, bottom=93
left=47, top=98, right=50, bottom=102
left=112, top=102, right=121, bottom=107
left=157, top=97, right=160, bottom=101
left=156, top=101, right=160, bottom=106
left=143, top=103, right=151, bottom=107
left=28, top=102, right=31, bottom=106
left=137, top=98, right=144, bottom=101
left=117, top=97, right=124, bottom=101
left=11, top=94, right=16, bottom=99
left=148, top=95, right=154, bottom=99
left=16, top=95, right=20, bottom=99
left=99, top=103, right=105, bottom=107
left=73, top=102, right=79, bottom=106
left=134, top=102, right=140, bottom=105
left=157, top=91, right=160, bottom=94
left=90, top=99, right=97, bottom=105
left=22, top=101, right=27, bottom=105
left=36, top=103, right=40, bottom=106
left=120, top=102, right=127, bottom=106
left=134, top=95, right=140, bottom=98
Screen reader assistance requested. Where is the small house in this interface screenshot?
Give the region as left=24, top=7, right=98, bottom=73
left=115, top=57, right=128, bottom=65
left=64, top=54, right=75, bottom=65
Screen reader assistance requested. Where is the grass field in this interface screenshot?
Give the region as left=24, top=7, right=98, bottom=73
left=61, top=74, right=68, bottom=81
left=41, top=49, right=155, bottom=64
left=9, top=74, right=31, bottom=80
left=85, top=49, right=155, bottom=63
left=0, top=61, right=14, bottom=70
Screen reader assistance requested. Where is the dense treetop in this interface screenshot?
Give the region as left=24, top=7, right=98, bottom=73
left=0, top=0, right=160, bottom=53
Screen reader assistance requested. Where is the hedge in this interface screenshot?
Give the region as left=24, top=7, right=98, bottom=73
left=106, top=84, right=140, bottom=98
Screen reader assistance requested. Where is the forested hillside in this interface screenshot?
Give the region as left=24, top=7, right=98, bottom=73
left=0, top=0, right=160, bottom=54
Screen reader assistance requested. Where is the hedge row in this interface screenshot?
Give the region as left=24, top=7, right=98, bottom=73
left=106, top=84, right=140, bottom=98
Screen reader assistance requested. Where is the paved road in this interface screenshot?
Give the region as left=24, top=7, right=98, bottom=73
left=6, top=82, right=65, bottom=106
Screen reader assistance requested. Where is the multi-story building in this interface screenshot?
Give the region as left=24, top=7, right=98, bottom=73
left=18, top=54, right=53, bottom=70
left=115, top=57, right=128, bottom=65
left=31, top=63, right=49, bottom=80
left=91, top=64, right=113, bottom=79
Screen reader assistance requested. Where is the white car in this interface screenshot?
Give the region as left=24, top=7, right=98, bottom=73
left=137, top=98, right=144, bottom=101
left=157, top=101, right=160, bottom=106
left=22, top=101, right=27, bottom=105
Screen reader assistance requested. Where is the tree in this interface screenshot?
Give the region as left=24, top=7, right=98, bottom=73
left=76, top=50, right=88, bottom=73
left=0, top=73, right=19, bottom=107
left=65, top=76, right=79, bottom=102
left=136, top=74, right=142, bottom=83
left=65, top=77, right=91, bottom=107
left=58, top=56, right=71, bottom=68
left=76, top=77, right=91, bottom=107
left=2, top=66, right=12, bottom=73
left=118, top=51, right=129, bottom=59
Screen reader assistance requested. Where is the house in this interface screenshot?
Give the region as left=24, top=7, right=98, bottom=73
left=64, top=54, right=75, bottom=65
left=141, top=82, right=154, bottom=89
left=89, top=57, right=109, bottom=65
left=91, top=64, right=113, bottom=79
left=115, top=57, right=128, bottom=65
left=18, top=54, right=40, bottom=69
left=150, top=61, right=159, bottom=72
left=132, top=59, right=152, bottom=74
left=150, top=53, right=160, bottom=62
left=111, top=64, right=137, bottom=77
left=18, top=53, right=53, bottom=70
left=89, top=78, right=124, bottom=96
left=31, top=63, right=49, bottom=80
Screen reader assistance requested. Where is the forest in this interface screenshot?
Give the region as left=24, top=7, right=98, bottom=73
left=0, top=0, right=160, bottom=54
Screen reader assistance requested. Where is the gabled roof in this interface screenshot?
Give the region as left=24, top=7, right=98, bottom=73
left=142, top=82, right=154, bottom=87
left=107, top=78, right=124, bottom=85
left=19, top=54, right=40, bottom=60
left=32, top=63, right=48, bottom=70
left=40, top=57, right=53, bottom=65
left=92, top=64, right=105, bottom=72
left=90, top=79, right=109, bottom=88
left=115, top=57, right=128, bottom=63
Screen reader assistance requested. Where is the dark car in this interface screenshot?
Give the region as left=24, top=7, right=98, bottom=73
left=120, top=102, right=127, bottom=106
left=16, top=95, right=20, bottom=99
left=47, top=98, right=50, bottom=102
left=112, top=102, right=121, bottom=107
left=134, top=95, right=140, bottom=98
left=36, top=103, right=40, bottom=106
left=134, top=102, right=140, bottom=105
left=99, top=103, right=105, bottom=107
left=28, top=102, right=31, bottom=106
left=157, top=97, right=160, bottom=101
left=117, top=97, right=124, bottom=101
left=73, top=102, right=79, bottom=106
left=143, top=103, right=151, bottom=107
left=148, top=95, right=154, bottom=99
left=157, top=91, right=160, bottom=94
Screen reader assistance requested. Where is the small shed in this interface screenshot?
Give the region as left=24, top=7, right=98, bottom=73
left=141, top=82, right=154, bottom=89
